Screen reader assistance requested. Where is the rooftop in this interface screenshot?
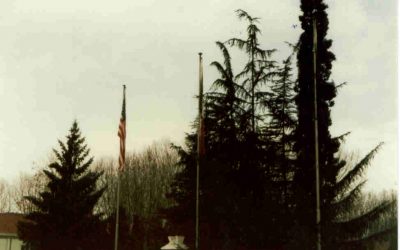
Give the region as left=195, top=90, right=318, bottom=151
left=0, top=213, right=24, bottom=235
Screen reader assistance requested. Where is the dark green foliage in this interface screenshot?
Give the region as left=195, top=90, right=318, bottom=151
left=166, top=10, right=293, bottom=250
left=18, top=121, right=105, bottom=250
left=338, top=190, right=397, bottom=249
left=166, top=5, right=393, bottom=250
left=266, top=44, right=298, bottom=195
left=267, top=44, right=297, bottom=138
left=260, top=46, right=299, bottom=245
left=292, top=1, right=338, bottom=245
left=290, top=0, right=345, bottom=248
left=226, top=9, right=277, bottom=134
left=291, top=1, right=394, bottom=249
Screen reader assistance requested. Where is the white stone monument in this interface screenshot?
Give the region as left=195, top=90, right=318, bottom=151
left=161, top=236, right=189, bottom=250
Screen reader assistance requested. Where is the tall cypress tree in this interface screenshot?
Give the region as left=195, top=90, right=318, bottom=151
left=292, top=1, right=395, bottom=249
left=292, top=0, right=337, bottom=247
left=18, top=121, right=105, bottom=250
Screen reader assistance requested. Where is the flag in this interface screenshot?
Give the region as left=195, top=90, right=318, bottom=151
left=118, top=85, right=126, bottom=171
left=199, top=117, right=205, bottom=156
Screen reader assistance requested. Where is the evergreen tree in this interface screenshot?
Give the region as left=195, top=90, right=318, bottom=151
left=203, top=26, right=281, bottom=248
left=227, top=9, right=276, bottom=134
left=291, top=1, right=395, bottom=249
left=18, top=121, right=105, bottom=250
left=206, top=41, right=270, bottom=248
left=166, top=12, right=290, bottom=249
left=262, top=45, right=298, bottom=244
left=226, top=17, right=289, bottom=247
left=165, top=42, right=244, bottom=249
left=291, top=0, right=341, bottom=247
left=266, top=45, right=298, bottom=195
left=332, top=145, right=397, bottom=249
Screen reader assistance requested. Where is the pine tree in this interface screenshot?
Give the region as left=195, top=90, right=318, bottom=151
left=291, top=1, right=395, bottom=249
left=207, top=41, right=242, bottom=160
left=226, top=9, right=276, bottom=134
left=261, top=45, right=298, bottom=244
left=18, top=121, right=105, bottom=250
left=206, top=41, right=266, bottom=248
left=225, top=10, right=302, bottom=249
left=266, top=45, right=297, bottom=194
left=206, top=34, right=279, bottom=249
left=225, top=17, right=289, bottom=247
left=332, top=144, right=397, bottom=249
left=166, top=13, right=290, bottom=248
left=165, top=42, right=244, bottom=249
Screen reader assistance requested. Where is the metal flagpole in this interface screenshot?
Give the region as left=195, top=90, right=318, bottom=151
left=312, top=9, right=322, bottom=250
left=114, top=173, right=121, bottom=250
left=115, top=85, right=126, bottom=250
left=196, top=52, right=203, bottom=250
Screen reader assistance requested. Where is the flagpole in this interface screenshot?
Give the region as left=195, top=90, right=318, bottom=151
left=114, top=85, right=126, bottom=250
left=312, top=9, right=321, bottom=250
left=196, top=52, right=203, bottom=250
left=114, top=172, right=121, bottom=250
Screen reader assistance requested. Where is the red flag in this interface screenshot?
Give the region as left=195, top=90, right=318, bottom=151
left=199, top=118, right=205, bottom=156
left=118, top=85, right=126, bottom=171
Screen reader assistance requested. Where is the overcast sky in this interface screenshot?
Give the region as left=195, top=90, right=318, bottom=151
left=0, top=0, right=397, bottom=192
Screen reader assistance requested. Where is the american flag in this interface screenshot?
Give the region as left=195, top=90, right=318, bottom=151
left=118, top=85, right=126, bottom=171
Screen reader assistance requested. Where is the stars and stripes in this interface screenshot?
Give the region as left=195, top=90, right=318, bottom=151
left=118, top=85, right=126, bottom=171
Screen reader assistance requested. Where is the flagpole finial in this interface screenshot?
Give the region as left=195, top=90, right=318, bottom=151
left=198, top=52, right=202, bottom=57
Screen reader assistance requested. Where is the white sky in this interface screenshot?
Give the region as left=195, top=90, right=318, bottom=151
left=0, top=0, right=397, bottom=192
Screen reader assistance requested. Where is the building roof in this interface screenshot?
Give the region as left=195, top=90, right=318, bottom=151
left=0, top=213, right=24, bottom=235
